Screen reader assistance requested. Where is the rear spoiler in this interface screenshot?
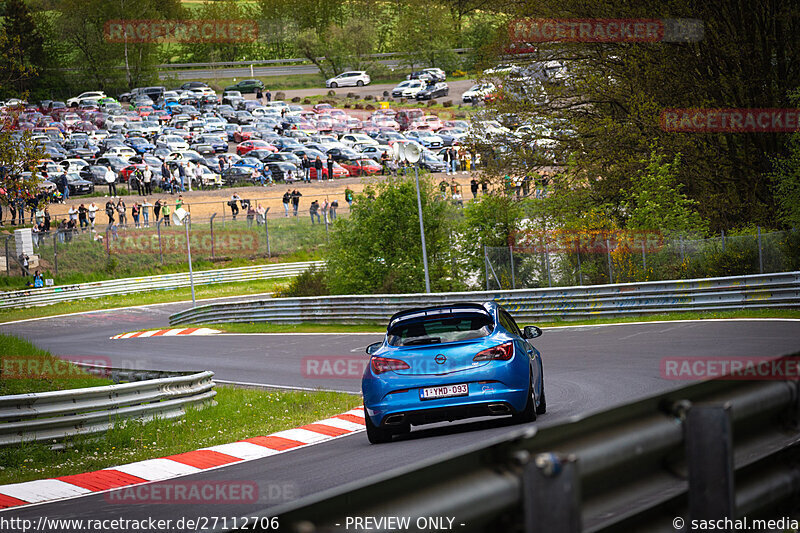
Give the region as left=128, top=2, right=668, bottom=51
left=388, top=302, right=491, bottom=329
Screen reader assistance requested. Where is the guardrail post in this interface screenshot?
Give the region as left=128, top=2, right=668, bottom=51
left=523, top=453, right=581, bottom=533
left=757, top=226, right=763, bottom=273
left=685, top=404, right=735, bottom=522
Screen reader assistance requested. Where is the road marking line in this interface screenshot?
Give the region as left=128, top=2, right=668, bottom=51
left=202, top=442, right=278, bottom=460
left=316, top=417, right=365, bottom=431
left=163, top=450, right=241, bottom=469
left=109, top=328, right=221, bottom=339
left=271, top=428, right=330, bottom=444
left=300, top=423, right=352, bottom=437
left=55, top=470, right=147, bottom=492
left=242, top=435, right=306, bottom=451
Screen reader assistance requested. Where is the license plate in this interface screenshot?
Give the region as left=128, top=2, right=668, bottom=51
left=420, top=383, right=469, bottom=400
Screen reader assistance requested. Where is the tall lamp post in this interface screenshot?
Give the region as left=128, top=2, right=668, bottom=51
left=395, top=142, right=431, bottom=293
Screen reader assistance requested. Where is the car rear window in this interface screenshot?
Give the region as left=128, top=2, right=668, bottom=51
left=388, top=313, right=493, bottom=346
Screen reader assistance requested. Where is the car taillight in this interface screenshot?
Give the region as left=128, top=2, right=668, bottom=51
left=473, top=342, right=514, bottom=361
left=371, top=356, right=410, bottom=374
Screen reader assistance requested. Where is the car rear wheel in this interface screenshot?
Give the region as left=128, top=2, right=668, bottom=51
left=365, top=412, right=393, bottom=444
left=330, top=82, right=338, bottom=88
left=513, top=375, right=537, bottom=423
left=356, top=81, right=364, bottom=86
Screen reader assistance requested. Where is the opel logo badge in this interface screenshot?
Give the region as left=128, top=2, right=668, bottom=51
left=435, top=354, right=447, bottom=364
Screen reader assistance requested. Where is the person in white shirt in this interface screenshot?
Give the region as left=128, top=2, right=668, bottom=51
left=88, top=202, right=98, bottom=229
left=68, top=206, right=78, bottom=223
left=104, top=166, right=116, bottom=197
left=143, top=167, right=152, bottom=195
left=194, top=164, right=204, bottom=190
left=141, top=199, right=151, bottom=227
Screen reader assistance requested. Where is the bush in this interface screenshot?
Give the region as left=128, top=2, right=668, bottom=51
left=365, top=104, right=375, bottom=110
left=443, top=100, right=453, bottom=107
left=427, top=100, right=437, bottom=107
left=344, top=103, right=351, bottom=108
left=347, top=92, right=357, bottom=99
left=382, top=90, right=389, bottom=97
left=302, top=98, right=311, bottom=104
left=400, top=98, right=407, bottom=104
left=274, top=265, right=329, bottom=298
left=291, top=96, right=301, bottom=103
left=354, top=103, right=364, bottom=109
left=327, top=90, right=336, bottom=96
left=275, top=91, right=285, bottom=100
left=452, top=70, right=467, bottom=78
left=364, top=95, right=373, bottom=101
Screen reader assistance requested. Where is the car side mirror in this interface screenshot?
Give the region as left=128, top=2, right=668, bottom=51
left=523, top=326, right=542, bottom=339
left=366, top=342, right=382, bottom=355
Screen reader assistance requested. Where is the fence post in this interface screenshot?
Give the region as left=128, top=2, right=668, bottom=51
left=575, top=239, right=583, bottom=285
left=605, top=238, right=613, bottom=284
left=686, top=404, right=735, bottom=523
left=523, top=453, right=581, bottom=533
left=210, top=213, right=216, bottom=259
left=157, top=218, right=164, bottom=265
left=509, top=245, right=516, bottom=289
left=721, top=229, right=726, bottom=252
left=264, top=207, right=271, bottom=258
left=105, top=225, right=110, bottom=259
left=53, top=231, right=58, bottom=276
left=757, top=226, right=763, bottom=273
left=4, top=236, right=10, bottom=275
left=484, top=245, right=490, bottom=290
left=545, top=241, right=552, bottom=287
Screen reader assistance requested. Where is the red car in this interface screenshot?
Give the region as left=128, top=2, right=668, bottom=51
left=310, top=162, right=349, bottom=180
left=233, top=126, right=256, bottom=143
left=338, top=158, right=382, bottom=177
left=236, top=140, right=277, bottom=156
left=119, top=164, right=148, bottom=182
left=312, top=103, right=333, bottom=114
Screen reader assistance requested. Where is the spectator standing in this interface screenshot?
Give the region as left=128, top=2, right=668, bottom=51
left=141, top=199, right=151, bottom=227
left=20, top=253, right=30, bottom=275
left=256, top=88, right=263, bottom=104
left=291, top=189, right=301, bottom=216
left=302, top=155, right=311, bottom=183
left=68, top=205, right=78, bottom=226
left=43, top=209, right=51, bottom=231
left=178, top=163, right=186, bottom=192
left=161, top=161, right=170, bottom=188
left=162, top=202, right=171, bottom=226
left=105, top=200, right=115, bottom=225
left=282, top=190, right=291, bottom=216
left=246, top=203, right=256, bottom=227
left=132, top=168, right=142, bottom=195
left=330, top=199, right=338, bottom=220
left=78, top=204, right=88, bottom=230
left=470, top=178, right=479, bottom=199
left=265, top=88, right=272, bottom=102
left=314, top=156, right=324, bottom=181
left=481, top=180, right=488, bottom=195
left=33, top=270, right=43, bottom=288
left=344, top=187, right=354, bottom=206
left=105, top=166, right=116, bottom=197
left=176, top=194, right=183, bottom=211
left=61, top=173, right=70, bottom=200
left=143, top=166, right=152, bottom=195
left=380, top=151, right=390, bottom=175
left=88, top=202, right=97, bottom=229
left=229, top=192, right=241, bottom=219
left=309, top=200, right=320, bottom=224
left=326, top=157, right=334, bottom=181
left=116, top=199, right=127, bottom=226
left=443, top=149, right=451, bottom=175
left=132, top=202, right=141, bottom=228
left=154, top=199, right=161, bottom=222
left=193, top=163, right=203, bottom=190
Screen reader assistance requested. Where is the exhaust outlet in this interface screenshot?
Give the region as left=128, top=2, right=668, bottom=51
left=487, top=403, right=511, bottom=415
left=384, top=414, right=406, bottom=426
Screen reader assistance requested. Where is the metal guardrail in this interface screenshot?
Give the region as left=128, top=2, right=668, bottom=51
left=170, top=272, right=800, bottom=326
left=0, top=364, right=215, bottom=447
left=232, top=355, right=800, bottom=532
left=0, top=261, right=323, bottom=309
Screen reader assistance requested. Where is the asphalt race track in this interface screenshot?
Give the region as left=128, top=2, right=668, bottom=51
left=2, top=303, right=799, bottom=532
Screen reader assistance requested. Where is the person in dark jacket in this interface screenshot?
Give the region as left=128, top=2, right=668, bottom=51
left=291, top=189, right=301, bottom=216
left=326, top=158, right=334, bottom=181
left=314, top=156, right=324, bottom=181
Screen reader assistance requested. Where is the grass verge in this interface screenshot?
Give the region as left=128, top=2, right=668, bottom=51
left=0, top=385, right=359, bottom=485
left=0, top=334, right=112, bottom=395
left=207, top=309, right=800, bottom=334
left=0, top=277, right=291, bottom=324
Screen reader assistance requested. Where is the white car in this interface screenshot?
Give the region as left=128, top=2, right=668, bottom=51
left=483, top=64, right=518, bottom=75
left=105, top=146, right=137, bottom=159
left=156, top=135, right=189, bottom=152
left=67, top=91, right=107, bottom=107
left=326, top=71, right=371, bottom=88
left=462, top=83, right=496, bottom=103
left=266, top=100, right=290, bottom=109
left=339, top=133, right=379, bottom=147
left=391, top=80, right=415, bottom=97
left=189, top=87, right=216, bottom=97
left=401, top=80, right=427, bottom=98
left=60, top=158, right=90, bottom=171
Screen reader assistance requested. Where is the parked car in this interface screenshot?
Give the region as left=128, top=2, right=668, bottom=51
left=338, top=157, right=382, bottom=177
left=325, top=71, right=371, bottom=88
left=462, top=83, right=496, bottom=103
left=221, top=165, right=257, bottom=185
left=416, top=82, right=450, bottom=100
left=361, top=302, right=545, bottom=443
left=224, top=79, right=265, bottom=94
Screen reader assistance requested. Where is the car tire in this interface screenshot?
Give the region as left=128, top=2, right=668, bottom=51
left=513, top=375, right=537, bottom=423
left=330, top=82, right=338, bottom=88
left=356, top=81, right=364, bottom=87
left=536, top=387, right=547, bottom=415
left=365, top=412, right=393, bottom=444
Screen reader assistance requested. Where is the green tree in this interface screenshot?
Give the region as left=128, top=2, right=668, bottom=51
left=182, top=0, right=259, bottom=63
left=1, top=0, right=46, bottom=96
left=625, top=151, right=707, bottom=236
left=0, top=129, right=46, bottom=210
left=296, top=19, right=376, bottom=79
left=326, top=176, right=462, bottom=294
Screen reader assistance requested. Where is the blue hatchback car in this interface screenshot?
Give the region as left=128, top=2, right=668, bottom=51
left=361, top=302, right=545, bottom=444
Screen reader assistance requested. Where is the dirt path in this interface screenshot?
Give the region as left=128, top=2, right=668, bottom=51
left=48, top=172, right=483, bottom=222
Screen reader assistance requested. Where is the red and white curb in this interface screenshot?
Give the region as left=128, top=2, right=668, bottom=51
left=0, top=407, right=365, bottom=510
left=110, top=328, right=220, bottom=339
